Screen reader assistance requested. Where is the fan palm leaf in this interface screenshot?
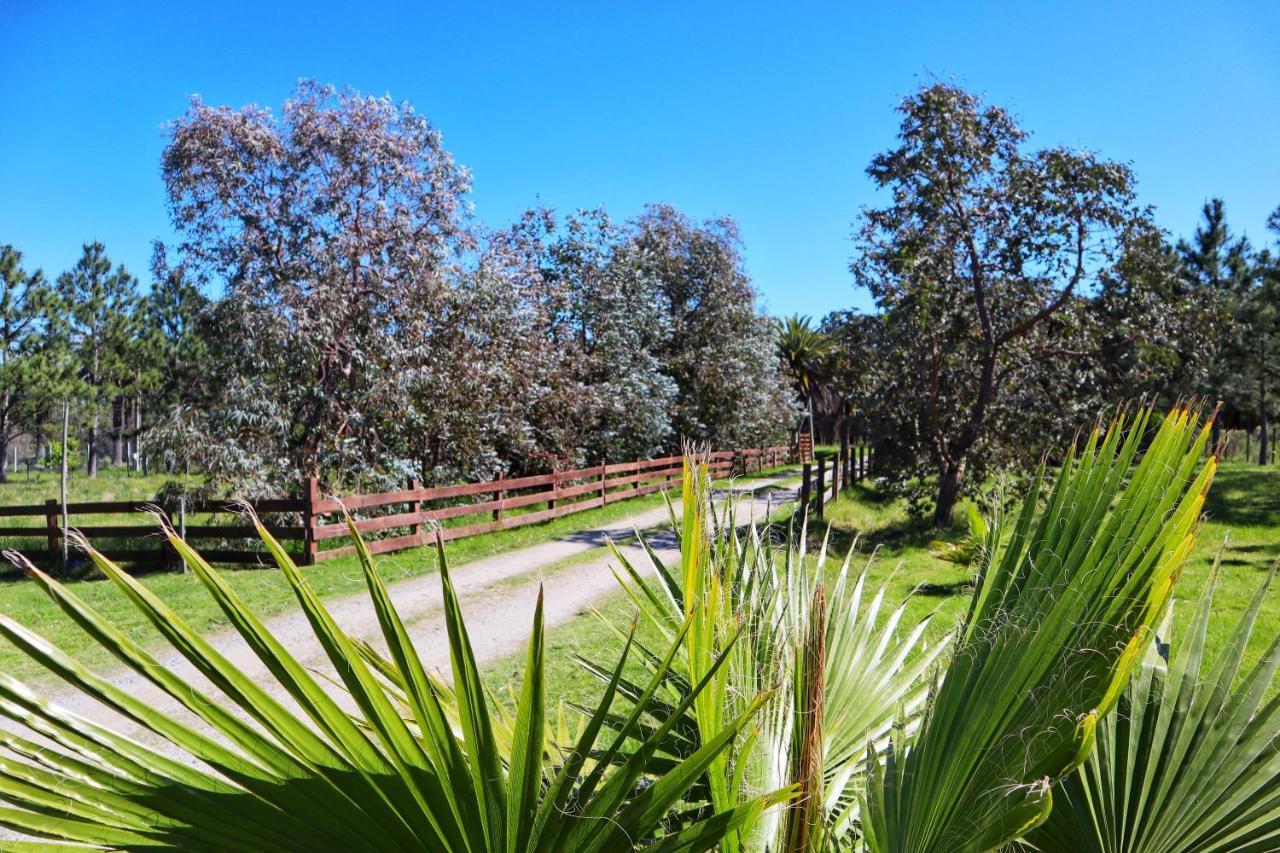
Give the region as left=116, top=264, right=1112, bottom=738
left=1027, top=559, right=1280, bottom=853
left=860, top=405, right=1217, bottom=853
left=0, top=512, right=785, bottom=850
left=596, top=458, right=948, bottom=850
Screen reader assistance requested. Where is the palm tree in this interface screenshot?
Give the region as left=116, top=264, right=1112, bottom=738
left=776, top=315, right=832, bottom=454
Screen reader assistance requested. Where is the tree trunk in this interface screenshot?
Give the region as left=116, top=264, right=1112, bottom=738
left=1261, top=375, right=1270, bottom=466
left=87, top=411, right=99, bottom=478
left=0, top=398, right=8, bottom=484
left=935, top=461, right=965, bottom=528
left=112, top=398, right=124, bottom=466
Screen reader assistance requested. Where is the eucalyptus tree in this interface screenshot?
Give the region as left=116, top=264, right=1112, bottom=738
left=852, top=82, right=1143, bottom=526
left=0, top=245, right=54, bottom=482
left=630, top=204, right=796, bottom=450
left=53, top=241, right=140, bottom=477
left=536, top=207, right=676, bottom=465
left=1091, top=220, right=1211, bottom=405
left=161, top=80, right=472, bottom=491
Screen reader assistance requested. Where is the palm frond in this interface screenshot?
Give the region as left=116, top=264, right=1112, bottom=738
left=860, top=405, right=1216, bottom=853
left=0, top=508, right=778, bottom=850
left=1028, top=558, right=1280, bottom=853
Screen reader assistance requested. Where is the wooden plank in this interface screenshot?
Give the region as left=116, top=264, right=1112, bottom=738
left=0, top=526, right=60, bottom=537
left=182, top=525, right=307, bottom=540
left=187, top=498, right=306, bottom=514
left=0, top=504, right=58, bottom=517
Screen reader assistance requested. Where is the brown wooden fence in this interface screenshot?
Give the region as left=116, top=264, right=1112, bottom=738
left=797, top=443, right=875, bottom=520
left=0, top=445, right=797, bottom=573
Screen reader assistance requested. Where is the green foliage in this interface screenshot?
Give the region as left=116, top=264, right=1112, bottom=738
left=0, top=245, right=57, bottom=481
left=1028, top=562, right=1280, bottom=853
left=46, top=434, right=78, bottom=469
left=926, top=503, right=989, bottom=568
left=852, top=82, right=1146, bottom=527
left=594, top=458, right=946, bottom=849
left=861, top=406, right=1215, bottom=852
left=0, top=517, right=782, bottom=849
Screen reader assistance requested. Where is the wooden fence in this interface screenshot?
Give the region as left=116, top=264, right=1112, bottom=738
left=797, top=442, right=875, bottom=520
left=0, top=445, right=796, bottom=573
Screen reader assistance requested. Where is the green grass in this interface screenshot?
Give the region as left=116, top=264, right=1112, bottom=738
left=0, top=466, right=197, bottom=507
left=0, top=465, right=800, bottom=683
left=493, top=461, right=1280, bottom=706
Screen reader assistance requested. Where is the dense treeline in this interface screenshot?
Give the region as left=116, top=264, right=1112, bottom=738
left=790, top=84, right=1280, bottom=525
left=0, top=82, right=795, bottom=494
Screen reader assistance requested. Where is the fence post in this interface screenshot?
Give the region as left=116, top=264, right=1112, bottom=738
left=815, top=456, right=826, bottom=518
left=801, top=462, right=812, bottom=513
left=493, top=470, right=506, bottom=522
left=831, top=448, right=841, bottom=501
left=45, top=498, right=59, bottom=572
left=302, top=477, right=319, bottom=566
left=409, top=478, right=423, bottom=545
left=176, top=496, right=187, bottom=573
left=599, top=462, right=608, bottom=506
left=548, top=470, right=558, bottom=510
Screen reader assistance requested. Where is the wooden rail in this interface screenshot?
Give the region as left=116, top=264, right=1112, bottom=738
left=0, top=444, right=796, bottom=572
left=797, top=441, right=875, bottom=520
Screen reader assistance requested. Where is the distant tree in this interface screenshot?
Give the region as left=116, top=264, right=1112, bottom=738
left=1236, top=206, right=1280, bottom=463
left=1091, top=220, right=1212, bottom=404
left=0, top=246, right=54, bottom=482
left=852, top=83, right=1141, bottom=526
left=54, top=241, right=139, bottom=478
left=541, top=209, right=676, bottom=463
left=776, top=315, right=831, bottom=448
left=1177, top=199, right=1252, bottom=439
left=818, top=310, right=883, bottom=446
left=630, top=204, right=796, bottom=449
left=134, top=242, right=211, bottom=473
left=161, top=80, right=472, bottom=491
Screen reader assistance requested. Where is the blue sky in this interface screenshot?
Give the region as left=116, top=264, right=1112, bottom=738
left=1, top=1, right=1277, bottom=317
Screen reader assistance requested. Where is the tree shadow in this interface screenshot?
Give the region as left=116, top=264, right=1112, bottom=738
left=1203, top=466, right=1280, bottom=529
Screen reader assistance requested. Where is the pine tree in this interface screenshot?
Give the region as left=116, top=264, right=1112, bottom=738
left=1178, top=199, right=1251, bottom=442
left=0, top=245, right=55, bottom=482
left=54, top=242, right=139, bottom=477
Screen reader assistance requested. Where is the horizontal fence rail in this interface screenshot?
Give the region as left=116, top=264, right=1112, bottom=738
left=0, top=445, right=797, bottom=574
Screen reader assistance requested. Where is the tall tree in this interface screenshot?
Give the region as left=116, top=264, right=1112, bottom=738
left=630, top=204, right=796, bottom=449
left=540, top=208, right=676, bottom=463
left=776, top=315, right=831, bottom=449
left=54, top=242, right=139, bottom=478
left=132, top=242, right=211, bottom=473
left=853, top=83, right=1141, bottom=526
left=161, top=80, right=472, bottom=491
left=1177, top=199, right=1251, bottom=439
left=0, top=246, right=53, bottom=482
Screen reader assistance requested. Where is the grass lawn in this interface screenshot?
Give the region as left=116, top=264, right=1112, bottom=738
left=491, top=460, right=1280, bottom=707
left=0, top=464, right=800, bottom=683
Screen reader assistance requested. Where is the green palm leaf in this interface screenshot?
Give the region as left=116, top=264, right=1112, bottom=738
left=596, top=457, right=947, bottom=849
left=0, top=501, right=777, bottom=850
left=1028, top=558, right=1280, bottom=853
left=860, top=405, right=1217, bottom=853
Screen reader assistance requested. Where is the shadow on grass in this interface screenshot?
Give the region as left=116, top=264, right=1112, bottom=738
left=913, top=580, right=973, bottom=597
left=1203, top=466, right=1280, bottom=528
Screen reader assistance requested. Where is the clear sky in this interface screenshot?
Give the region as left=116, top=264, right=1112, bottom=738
left=2, top=0, right=1277, bottom=317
